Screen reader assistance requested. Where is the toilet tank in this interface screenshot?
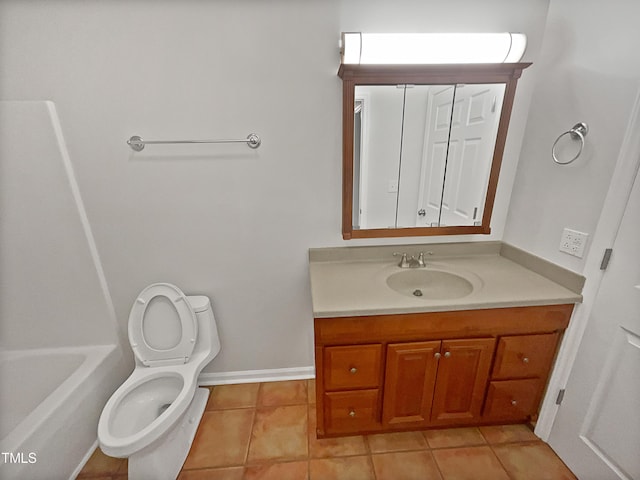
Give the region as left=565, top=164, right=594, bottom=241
left=186, top=295, right=221, bottom=362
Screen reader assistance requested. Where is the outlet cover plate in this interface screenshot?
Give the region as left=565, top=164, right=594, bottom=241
left=560, top=228, right=589, bottom=258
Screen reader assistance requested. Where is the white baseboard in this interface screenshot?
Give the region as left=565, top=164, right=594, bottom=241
left=198, top=366, right=315, bottom=386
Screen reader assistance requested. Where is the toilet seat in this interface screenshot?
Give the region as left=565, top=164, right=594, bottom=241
left=128, top=283, right=197, bottom=366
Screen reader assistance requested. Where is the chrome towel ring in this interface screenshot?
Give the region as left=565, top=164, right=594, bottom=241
left=552, top=122, right=588, bottom=165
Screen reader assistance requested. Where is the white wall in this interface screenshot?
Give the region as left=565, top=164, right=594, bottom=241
left=504, top=0, right=640, bottom=272
left=0, top=0, right=549, bottom=375
left=0, top=101, right=121, bottom=349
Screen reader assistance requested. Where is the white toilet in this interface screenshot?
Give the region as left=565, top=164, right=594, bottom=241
left=98, top=283, right=221, bottom=480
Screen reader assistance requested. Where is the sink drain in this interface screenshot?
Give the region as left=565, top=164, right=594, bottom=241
left=413, top=289, right=423, bottom=297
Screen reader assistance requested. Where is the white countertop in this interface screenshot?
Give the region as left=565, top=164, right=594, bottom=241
left=309, top=247, right=583, bottom=318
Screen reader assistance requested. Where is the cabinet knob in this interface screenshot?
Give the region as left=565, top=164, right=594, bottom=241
left=348, top=410, right=356, bottom=417
left=511, top=400, right=518, bottom=406
left=522, top=357, right=530, bottom=363
left=349, top=367, right=358, bottom=374
left=434, top=352, right=441, bottom=359
left=444, top=351, right=451, bottom=358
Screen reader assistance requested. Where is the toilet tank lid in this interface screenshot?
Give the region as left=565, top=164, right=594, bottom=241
left=187, top=295, right=211, bottom=313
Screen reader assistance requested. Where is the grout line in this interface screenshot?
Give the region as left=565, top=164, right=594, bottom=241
left=428, top=448, right=446, bottom=480
left=368, top=453, right=377, bottom=480
left=488, top=442, right=517, bottom=480
left=243, top=403, right=259, bottom=466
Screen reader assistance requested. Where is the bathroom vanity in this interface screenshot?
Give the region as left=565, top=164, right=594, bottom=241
left=309, top=242, right=583, bottom=437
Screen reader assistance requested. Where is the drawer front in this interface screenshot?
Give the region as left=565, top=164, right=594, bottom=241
left=324, top=390, right=380, bottom=433
left=483, top=379, right=541, bottom=421
left=324, top=344, right=382, bottom=391
left=492, top=333, right=559, bottom=379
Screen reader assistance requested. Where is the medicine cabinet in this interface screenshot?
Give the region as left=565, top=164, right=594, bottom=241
left=339, top=63, right=531, bottom=239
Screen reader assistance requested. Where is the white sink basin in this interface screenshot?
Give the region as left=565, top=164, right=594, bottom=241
left=386, top=269, right=475, bottom=300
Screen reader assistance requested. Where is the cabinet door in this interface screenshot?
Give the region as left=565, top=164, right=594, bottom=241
left=431, top=338, right=495, bottom=425
left=382, top=341, right=440, bottom=426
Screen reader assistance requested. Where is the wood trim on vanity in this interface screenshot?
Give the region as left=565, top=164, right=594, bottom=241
left=315, top=304, right=573, bottom=345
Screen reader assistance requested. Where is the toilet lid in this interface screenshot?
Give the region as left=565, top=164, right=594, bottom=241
left=128, top=283, right=198, bottom=366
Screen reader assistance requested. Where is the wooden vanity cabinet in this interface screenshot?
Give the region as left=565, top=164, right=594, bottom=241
left=314, top=304, right=573, bottom=437
left=383, top=338, right=495, bottom=428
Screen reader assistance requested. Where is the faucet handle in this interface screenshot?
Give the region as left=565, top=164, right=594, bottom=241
left=417, top=252, right=426, bottom=267
left=393, top=252, right=410, bottom=268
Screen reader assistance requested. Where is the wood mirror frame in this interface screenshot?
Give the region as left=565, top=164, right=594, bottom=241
left=338, top=62, right=531, bottom=240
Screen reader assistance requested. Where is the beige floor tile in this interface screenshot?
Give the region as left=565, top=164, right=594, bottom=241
left=372, top=450, right=443, bottom=480
left=479, top=424, right=539, bottom=444
left=492, top=442, right=577, bottom=480
left=206, top=383, right=260, bottom=410
left=258, top=380, right=308, bottom=406
left=432, top=446, right=511, bottom=480
left=309, top=456, right=375, bottom=480
left=77, top=447, right=126, bottom=477
left=308, top=379, right=316, bottom=404
left=424, top=427, right=486, bottom=449
left=178, top=466, right=244, bottom=480
left=367, top=431, right=428, bottom=453
left=247, top=405, right=308, bottom=463
left=244, top=460, right=309, bottom=480
left=183, top=409, right=254, bottom=469
left=308, top=405, right=367, bottom=458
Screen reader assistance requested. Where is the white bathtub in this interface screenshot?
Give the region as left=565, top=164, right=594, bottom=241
left=0, top=345, right=124, bottom=480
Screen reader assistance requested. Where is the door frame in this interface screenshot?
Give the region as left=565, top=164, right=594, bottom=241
left=535, top=86, right=640, bottom=440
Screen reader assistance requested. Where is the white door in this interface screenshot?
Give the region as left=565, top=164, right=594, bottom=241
left=440, top=84, right=505, bottom=226
left=548, top=165, right=640, bottom=480
left=416, top=85, right=455, bottom=226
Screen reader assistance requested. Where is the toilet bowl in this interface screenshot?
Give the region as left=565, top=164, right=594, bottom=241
left=98, top=283, right=220, bottom=480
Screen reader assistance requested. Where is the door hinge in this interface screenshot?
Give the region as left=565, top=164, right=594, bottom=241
left=556, top=389, right=566, bottom=405
left=600, top=248, right=613, bottom=270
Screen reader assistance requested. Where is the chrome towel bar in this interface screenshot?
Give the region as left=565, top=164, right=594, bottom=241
left=127, top=133, right=261, bottom=151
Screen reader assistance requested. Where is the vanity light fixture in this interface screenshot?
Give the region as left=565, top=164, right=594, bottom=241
left=340, top=32, right=527, bottom=64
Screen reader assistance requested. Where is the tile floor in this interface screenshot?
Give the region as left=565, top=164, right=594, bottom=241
left=78, top=379, right=577, bottom=480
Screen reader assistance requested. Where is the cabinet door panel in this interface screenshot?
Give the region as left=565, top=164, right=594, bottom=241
left=324, top=389, right=380, bottom=434
left=431, top=338, right=495, bottom=425
left=483, top=379, right=541, bottom=421
left=382, top=341, right=440, bottom=426
left=492, top=333, right=559, bottom=379
left=324, top=344, right=382, bottom=390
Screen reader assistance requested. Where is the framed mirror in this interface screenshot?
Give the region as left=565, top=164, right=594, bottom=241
left=339, top=63, right=531, bottom=239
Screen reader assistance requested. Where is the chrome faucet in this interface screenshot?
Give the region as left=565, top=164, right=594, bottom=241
left=393, top=252, right=428, bottom=268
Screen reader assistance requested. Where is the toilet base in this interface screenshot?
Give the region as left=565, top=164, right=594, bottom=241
left=128, top=387, right=209, bottom=480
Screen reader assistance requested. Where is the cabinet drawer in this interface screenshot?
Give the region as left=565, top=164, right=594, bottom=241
left=324, top=390, right=380, bottom=433
left=492, top=333, right=559, bottom=379
left=483, top=379, right=541, bottom=421
left=324, top=344, right=382, bottom=391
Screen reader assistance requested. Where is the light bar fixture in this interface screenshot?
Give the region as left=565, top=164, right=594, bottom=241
left=340, top=32, right=527, bottom=64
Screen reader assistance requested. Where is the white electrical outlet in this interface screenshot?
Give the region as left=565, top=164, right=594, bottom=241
left=388, top=180, right=398, bottom=193
left=559, top=228, right=589, bottom=258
